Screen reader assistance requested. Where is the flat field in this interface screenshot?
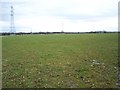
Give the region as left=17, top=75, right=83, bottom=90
left=2, top=33, right=118, bottom=88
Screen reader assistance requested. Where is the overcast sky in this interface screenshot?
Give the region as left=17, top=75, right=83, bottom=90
left=0, top=0, right=119, bottom=32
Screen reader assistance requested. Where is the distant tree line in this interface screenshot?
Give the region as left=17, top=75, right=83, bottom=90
left=0, top=31, right=119, bottom=36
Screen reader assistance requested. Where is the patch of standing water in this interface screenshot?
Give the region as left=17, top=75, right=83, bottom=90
left=116, top=70, right=120, bottom=88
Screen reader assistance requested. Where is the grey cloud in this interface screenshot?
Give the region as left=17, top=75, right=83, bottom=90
left=15, top=0, right=117, bottom=22
left=1, top=0, right=118, bottom=24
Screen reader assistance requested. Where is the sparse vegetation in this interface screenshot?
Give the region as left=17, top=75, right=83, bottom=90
left=2, top=33, right=118, bottom=88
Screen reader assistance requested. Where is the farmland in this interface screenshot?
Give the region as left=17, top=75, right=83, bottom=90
left=2, top=33, right=118, bottom=88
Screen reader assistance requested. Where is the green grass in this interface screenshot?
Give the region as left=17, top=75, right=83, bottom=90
left=2, top=33, right=118, bottom=88
left=0, top=36, right=2, bottom=89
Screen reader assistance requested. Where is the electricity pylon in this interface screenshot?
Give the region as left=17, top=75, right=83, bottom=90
left=10, top=5, right=15, bottom=35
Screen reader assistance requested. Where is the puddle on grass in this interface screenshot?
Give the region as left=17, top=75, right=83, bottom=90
left=116, top=71, right=120, bottom=87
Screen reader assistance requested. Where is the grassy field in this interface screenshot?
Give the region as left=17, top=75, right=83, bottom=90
left=2, top=33, right=118, bottom=88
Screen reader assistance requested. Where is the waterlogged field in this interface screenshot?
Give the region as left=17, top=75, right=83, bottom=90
left=2, top=33, right=118, bottom=88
